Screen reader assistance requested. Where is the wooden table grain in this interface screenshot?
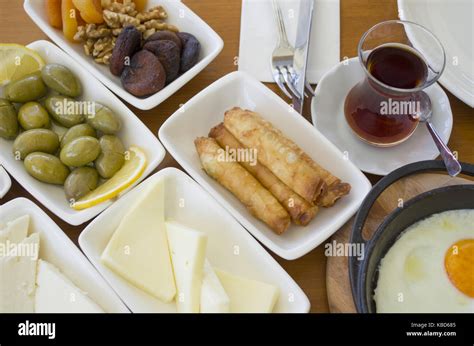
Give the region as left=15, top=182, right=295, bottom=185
left=1, top=0, right=472, bottom=313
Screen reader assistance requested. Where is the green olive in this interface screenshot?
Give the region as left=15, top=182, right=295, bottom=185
left=59, top=136, right=101, bottom=167
left=95, top=135, right=125, bottom=178
left=0, top=99, right=19, bottom=139
left=86, top=103, right=121, bottom=135
left=50, top=122, right=68, bottom=142
left=64, top=167, right=99, bottom=201
left=44, top=96, right=85, bottom=128
left=18, top=102, right=50, bottom=130
left=24, top=152, right=69, bottom=185
left=41, top=64, right=82, bottom=98
left=12, top=129, right=60, bottom=160
left=5, top=72, right=47, bottom=103
left=61, top=123, right=97, bottom=148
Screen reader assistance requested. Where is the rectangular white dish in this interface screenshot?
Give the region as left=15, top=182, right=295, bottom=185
left=159, top=71, right=372, bottom=260
left=0, top=40, right=165, bottom=226
left=79, top=167, right=310, bottom=313
left=24, top=0, right=224, bottom=110
left=0, top=198, right=130, bottom=313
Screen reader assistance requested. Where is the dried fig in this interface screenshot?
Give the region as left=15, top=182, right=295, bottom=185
left=177, top=32, right=201, bottom=73
left=145, top=30, right=182, bottom=51
left=110, top=26, right=141, bottom=76
left=144, top=40, right=180, bottom=84
left=121, top=50, right=166, bottom=97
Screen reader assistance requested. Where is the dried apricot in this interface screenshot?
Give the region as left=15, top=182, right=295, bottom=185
left=133, top=0, right=148, bottom=13
left=110, top=26, right=142, bottom=76
left=46, top=0, right=63, bottom=29
left=145, top=30, right=182, bottom=51
left=121, top=50, right=166, bottom=97
left=72, top=0, right=104, bottom=24
left=62, top=0, right=80, bottom=42
left=76, top=11, right=86, bottom=26
left=177, top=32, right=201, bottom=73
left=144, top=40, right=180, bottom=84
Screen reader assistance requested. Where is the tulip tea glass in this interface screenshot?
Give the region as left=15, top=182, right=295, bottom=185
left=344, top=20, right=446, bottom=147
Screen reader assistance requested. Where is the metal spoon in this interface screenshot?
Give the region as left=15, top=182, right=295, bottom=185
left=415, top=92, right=461, bottom=177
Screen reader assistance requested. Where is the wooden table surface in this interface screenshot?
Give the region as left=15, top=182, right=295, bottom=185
left=1, top=0, right=473, bottom=313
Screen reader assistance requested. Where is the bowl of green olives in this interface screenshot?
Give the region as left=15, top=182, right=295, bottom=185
left=0, top=40, right=165, bottom=225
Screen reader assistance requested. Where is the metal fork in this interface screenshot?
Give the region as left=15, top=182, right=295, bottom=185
left=271, top=0, right=315, bottom=100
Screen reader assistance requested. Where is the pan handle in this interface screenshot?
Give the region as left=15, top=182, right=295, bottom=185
left=349, top=160, right=474, bottom=306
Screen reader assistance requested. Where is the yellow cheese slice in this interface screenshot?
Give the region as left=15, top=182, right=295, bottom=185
left=166, top=221, right=207, bottom=313
left=215, top=269, right=279, bottom=313
left=200, top=260, right=230, bottom=313
left=0, top=232, right=39, bottom=312
left=35, top=260, right=103, bottom=313
left=0, top=215, right=29, bottom=244
left=101, top=179, right=176, bottom=302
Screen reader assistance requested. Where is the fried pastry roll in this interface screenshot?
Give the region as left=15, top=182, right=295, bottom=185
left=314, top=175, right=351, bottom=207
left=194, top=137, right=290, bottom=234
left=300, top=152, right=351, bottom=207
left=223, top=107, right=351, bottom=207
left=209, top=123, right=318, bottom=225
left=223, top=107, right=324, bottom=203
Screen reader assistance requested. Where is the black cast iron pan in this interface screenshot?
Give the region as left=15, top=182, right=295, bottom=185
left=349, top=160, right=474, bottom=313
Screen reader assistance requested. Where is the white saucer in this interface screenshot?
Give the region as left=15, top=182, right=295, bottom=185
left=311, top=57, right=453, bottom=176
left=0, top=165, right=11, bottom=199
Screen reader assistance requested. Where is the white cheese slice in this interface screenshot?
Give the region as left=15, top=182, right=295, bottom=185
left=35, top=260, right=103, bottom=313
left=0, top=232, right=39, bottom=313
left=101, top=179, right=176, bottom=302
left=0, top=215, right=29, bottom=244
left=166, top=221, right=207, bottom=313
left=215, top=269, right=279, bottom=313
left=200, top=260, right=230, bottom=313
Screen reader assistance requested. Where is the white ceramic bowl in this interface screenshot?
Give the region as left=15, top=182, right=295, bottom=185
left=0, top=166, right=11, bottom=199
left=0, top=40, right=165, bottom=226
left=79, top=168, right=310, bottom=313
left=159, top=71, right=372, bottom=260
left=24, top=0, right=224, bottom=110
left=0, top=198, right=129, bottom=313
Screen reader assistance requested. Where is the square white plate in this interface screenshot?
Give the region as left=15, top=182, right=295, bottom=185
left=159, top=71, right=372, bottom=260
left=79, top=168, right=310, bottom=313
left=0, top=40, right=165, bottom=226
left=24, top=0, right=224, bottom=110
left=0, top=198, right=129, bottom=313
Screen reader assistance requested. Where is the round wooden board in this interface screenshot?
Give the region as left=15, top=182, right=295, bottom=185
left=326, top=172, right=474, bottom=313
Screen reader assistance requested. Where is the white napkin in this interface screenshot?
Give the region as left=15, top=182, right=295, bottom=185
left=239, top=0, right=340, bottom=84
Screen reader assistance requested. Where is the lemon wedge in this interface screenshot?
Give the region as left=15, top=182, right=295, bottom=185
left=0, top=44, right=45, bottom=86
left=73, top=147, right=147, bottom=210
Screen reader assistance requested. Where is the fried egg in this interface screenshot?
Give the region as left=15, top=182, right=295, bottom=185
left=374, top=209, right=474, bottom=313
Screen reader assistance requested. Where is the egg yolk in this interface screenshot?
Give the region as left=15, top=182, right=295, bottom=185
left=445, top=239, right=474, bottom=298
